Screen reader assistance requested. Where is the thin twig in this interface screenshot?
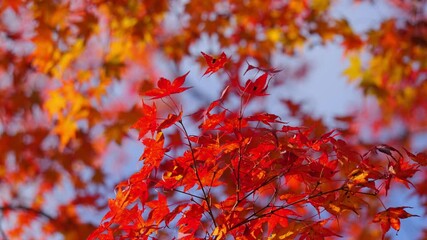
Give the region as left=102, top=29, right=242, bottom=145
left=229, top=186, right=345, bottom=231
left=0, top=205, right=55, bottom=221
left=173, top=188, right=204, bottom=200
left=0, top=212, right=9, bottom=240
left=179, top=120, right=217, bottom=228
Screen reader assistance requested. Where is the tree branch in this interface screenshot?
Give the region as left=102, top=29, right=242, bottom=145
left=0, top=205, right=55, bottom=221
left=179, top=120, right=217, bottom=228
left=229, top=186, right=345, bottom=231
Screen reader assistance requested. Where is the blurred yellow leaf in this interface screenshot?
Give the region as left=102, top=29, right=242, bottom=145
left=348, top=169, right=369, bottom=184
left=397, top=87, right=415, bottom=108
left=52, top=39, right=85, bottom=79
left=279, top=231, right=294, bottom=239
left=266, top=28, right=282, bottom=42
left=44, top=90, right=66, bottom=118
left=54, top=116, right=78, bottom=148
left=343, top=55, right=362, bottom=81
left=311, top=0, right=330, bottom=12
left=328, top=203, right=341, bottom=214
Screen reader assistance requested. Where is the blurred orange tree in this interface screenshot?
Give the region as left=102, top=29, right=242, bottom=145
left=0, top=0, right=425, bottom=239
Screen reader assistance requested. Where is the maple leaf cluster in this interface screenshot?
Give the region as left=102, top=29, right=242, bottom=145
left=90, top=53, right=421, bottom=239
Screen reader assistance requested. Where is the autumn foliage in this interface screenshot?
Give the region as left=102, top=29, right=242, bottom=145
left=89, top=53, right=421, bottom=239
left=1, top=0, right=427, bottom=239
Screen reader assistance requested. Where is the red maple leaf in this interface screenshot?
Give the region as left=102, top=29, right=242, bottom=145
left=239, top=73, right=269, bottom=96
left=246, top=112, right=283, bottom=126
left=146, top=193, right=170, bottom=224
left=385, top=157, right=419, bottom=193
left=131, top=102, right=157, bottom=139
left=140, top=132, right=166, bottom=168
left=201, top=51, right=228, bottom=76
left=373, top=206, right=419, bottom=240
left=404, top=148, right=427, bottom=166
left=145, top=72, right=192, bottom=99
left=158, top=111, right=183, bottom=130
left=177, top=204, right=204, bottom=234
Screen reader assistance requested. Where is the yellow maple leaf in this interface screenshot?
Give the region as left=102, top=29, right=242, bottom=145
left=348, top=168, right=369, bottom=183
left=311, top=0, right=330, bottom=12
left=52, top=39, right=85, bottom=79
left=343, top=55, right=362, bottom=81
left=54, top=116, right=78, bottom=148
left=266, top=28, right=282, bottom=42
left=212, top=225, right=227, bottom=239
left=397, top=87, right=415, bottom=108
left=44, top=90, right=66, bottom=118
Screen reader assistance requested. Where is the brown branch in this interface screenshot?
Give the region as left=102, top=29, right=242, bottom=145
left=229, top=186, right=345, bottom=231
left=0, top=213, right=8, bottom=240
left=173, top=188, right=204, bottom=200
left=0, top=205, right=55, bottom=221
left=237, top=174, right=279, bottom=206
left=179, top=120, right=217, bottom=228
